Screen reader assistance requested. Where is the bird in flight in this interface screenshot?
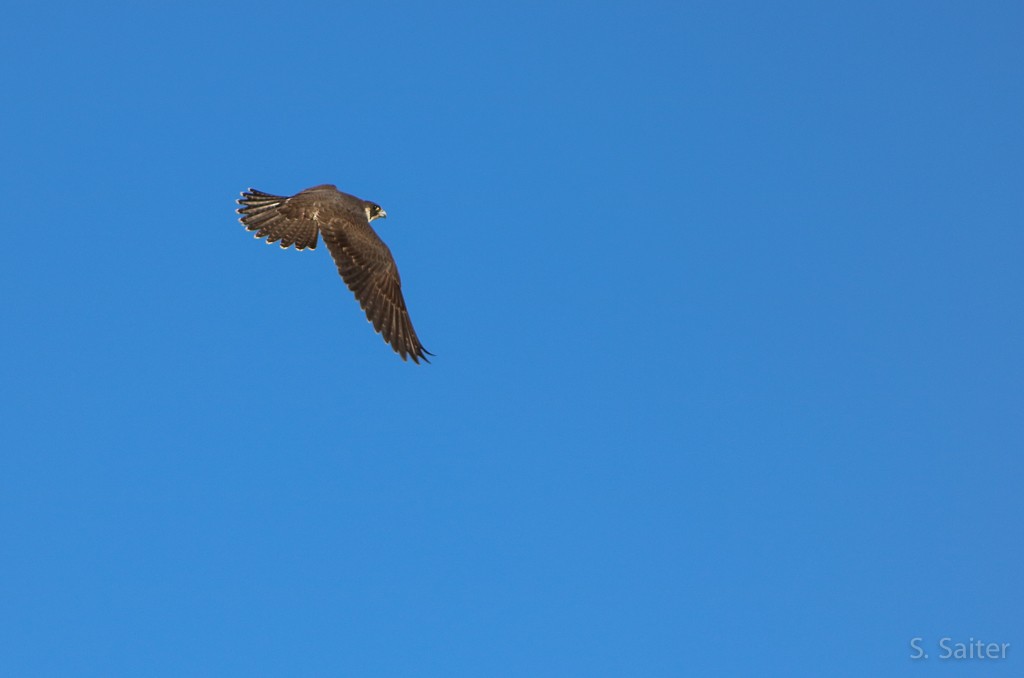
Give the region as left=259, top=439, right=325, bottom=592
left=237, top=184, right=431, bottom=364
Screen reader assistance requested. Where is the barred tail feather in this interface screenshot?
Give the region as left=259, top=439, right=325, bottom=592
left=236, top=188, right=319, bottom=250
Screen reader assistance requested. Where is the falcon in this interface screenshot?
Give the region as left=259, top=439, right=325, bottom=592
left=237, top=184, right=431, bottom=364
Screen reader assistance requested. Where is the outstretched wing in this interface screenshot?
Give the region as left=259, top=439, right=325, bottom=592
left=319, top=205, right=432, bottom=364
left=237, top=188, right=321, bottom=250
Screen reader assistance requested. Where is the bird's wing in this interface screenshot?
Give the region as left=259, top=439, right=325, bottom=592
left=319, top=206, right=432, bottom=364
left=237, top=188, right=321, bottom=250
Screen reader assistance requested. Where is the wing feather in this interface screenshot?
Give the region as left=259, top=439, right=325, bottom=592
left=318, top=207, right=431, bottom=363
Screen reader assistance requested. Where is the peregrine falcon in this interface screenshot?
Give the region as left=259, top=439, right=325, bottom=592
left=237, top=184, right=431, bottom=364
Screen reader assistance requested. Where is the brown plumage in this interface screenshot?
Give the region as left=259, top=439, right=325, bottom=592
left=237, top=184, right=431, bottom=364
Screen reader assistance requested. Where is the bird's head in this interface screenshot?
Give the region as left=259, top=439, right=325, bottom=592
left=365, top=202, right=387, bottom=222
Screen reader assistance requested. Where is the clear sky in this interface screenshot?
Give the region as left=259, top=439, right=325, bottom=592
left=1, top=2, right=1021, bottom=676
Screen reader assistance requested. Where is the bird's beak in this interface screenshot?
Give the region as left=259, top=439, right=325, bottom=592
left=379, top=209, right=387, bottom=219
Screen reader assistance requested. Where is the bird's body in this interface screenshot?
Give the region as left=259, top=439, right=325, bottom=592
left=237, top=184, right=431, bottom=364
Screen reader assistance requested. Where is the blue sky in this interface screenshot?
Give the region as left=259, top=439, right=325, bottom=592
left=1, top=2, right=1021, bottom=676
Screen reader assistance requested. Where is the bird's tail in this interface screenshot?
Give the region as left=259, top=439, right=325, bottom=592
left=237, top=188, right=286, bottom=215
left=237, top=188, right=319, bottom=250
